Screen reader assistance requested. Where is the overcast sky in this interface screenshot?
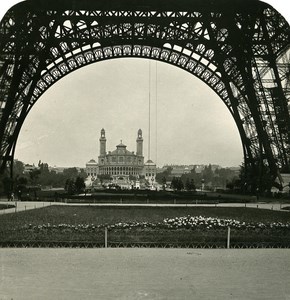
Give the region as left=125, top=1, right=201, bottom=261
left=0, top=1, right=289, bottom=168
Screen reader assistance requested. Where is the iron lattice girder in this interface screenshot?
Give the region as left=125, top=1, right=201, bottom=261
left=0, top=0, right=289, bottom=183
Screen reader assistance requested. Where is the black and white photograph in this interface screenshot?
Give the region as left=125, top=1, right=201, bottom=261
left=0, top=0, right=289, bottom=299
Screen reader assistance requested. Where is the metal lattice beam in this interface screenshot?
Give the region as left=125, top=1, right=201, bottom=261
left=0, top=0, right=289, bottom=187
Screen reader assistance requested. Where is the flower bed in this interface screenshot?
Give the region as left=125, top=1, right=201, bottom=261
left=1, top=206, right=289, bottom=246
left=163, top=216, right=290, bottom=232
left=22, top=215, right=290, bottom=233
left=11, top=215, right=287, bottom=245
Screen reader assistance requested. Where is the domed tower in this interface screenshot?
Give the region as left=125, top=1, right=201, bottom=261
left=136, top=129, right=143, bottom=156
left=99, top=128, right=106, bottom=156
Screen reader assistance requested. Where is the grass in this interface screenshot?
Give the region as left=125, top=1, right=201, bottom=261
left=1, top=205, right=290, bottom=225
left=26, top=189, right=290, bottom=203
left=0, top=206, right=289, bottom=245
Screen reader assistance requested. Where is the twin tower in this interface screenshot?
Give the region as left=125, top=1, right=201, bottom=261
left=99, top=128, right=143, bottom=157
left=97, top=128, right=145, bottom=177
left=86, top=128, right=156, bottom=183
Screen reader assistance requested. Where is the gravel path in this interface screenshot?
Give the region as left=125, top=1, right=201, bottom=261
left=0, top=200, right=288, bottom=215
left=0, top=248, right=289, bottom=299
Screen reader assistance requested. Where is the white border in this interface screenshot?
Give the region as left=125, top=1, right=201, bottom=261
left=0, top=0, right=289, bottom=23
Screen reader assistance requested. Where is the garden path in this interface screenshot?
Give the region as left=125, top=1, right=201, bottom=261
left=0, top=200, right=288, bottom=215
left=0, top=248, right=289, bottom=300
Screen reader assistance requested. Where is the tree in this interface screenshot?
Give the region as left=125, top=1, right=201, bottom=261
left=161, top=176, right=167, bottom=190
left=171, top=177, right=184, bottom=191
left=13, top=160, right=24, bottom=177
left=185, top=178, right=196, bottom=191
left=38, top=161, right=49, bottom=172
left=78, top=168, right=88, bottom=179
left=185, top=178, right=191, bottom=191
left=156, top=167, right=172, bottom=184
left=63, top=167, right=79, bottom=179
left=203, top=164, right=214, bottom=183
left=29, top=169, right=41, bottom=185
left=1, top=176, right=13, bottom=198
left=65, top=179, right=75, bottom=195
left=75, top=176, right=85, bottom=194
left=97, top=174, right=112, bottom=183
left=15, top=176, right=28, bottom=200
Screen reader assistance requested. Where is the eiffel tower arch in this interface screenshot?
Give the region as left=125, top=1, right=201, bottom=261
left=0, top=0, right=289, bottom=190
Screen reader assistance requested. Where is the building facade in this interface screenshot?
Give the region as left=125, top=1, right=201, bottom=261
left=86, top=159, right=98, bottom=177
left=142, top=159, right=156, bottom=187
left=98, top=128, right=144, bottom=177
left=86, top=129, right=156, bottom=188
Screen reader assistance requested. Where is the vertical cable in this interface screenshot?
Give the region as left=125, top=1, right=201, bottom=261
left=148, top=60, right=151, bottom=160
left=155, top=61, right=158, bottom=165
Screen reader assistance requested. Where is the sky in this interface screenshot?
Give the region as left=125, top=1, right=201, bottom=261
left=0, top=0, right=289, bottom=168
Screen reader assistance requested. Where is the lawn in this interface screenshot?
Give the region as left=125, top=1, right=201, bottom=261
left=0, top=206, right=289, bottom=246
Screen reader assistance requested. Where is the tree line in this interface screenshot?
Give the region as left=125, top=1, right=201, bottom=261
left=0, top=160, right=87, bottom=198
left=156, top=165, right=239, bottom=191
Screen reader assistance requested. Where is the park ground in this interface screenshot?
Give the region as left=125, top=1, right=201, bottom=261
left=0, top=248, right=289, bottom=300
left=0, top=200, right=289, bottom=246
left=0, top=200, right=289, bottom=299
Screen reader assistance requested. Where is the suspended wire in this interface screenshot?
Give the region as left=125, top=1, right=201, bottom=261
left=148, top=60, right=158, bottom=164
left=148, top=60, right=151, bottom=160
left=155, top=60, right=158, bottom=166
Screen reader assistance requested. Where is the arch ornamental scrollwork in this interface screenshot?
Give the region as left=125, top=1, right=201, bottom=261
left=0, top=0, right=289, bottom=188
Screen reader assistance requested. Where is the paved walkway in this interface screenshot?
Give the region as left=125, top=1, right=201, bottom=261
left=0, top=200, right=54, bottom=214
left=0, top=248, right=289, bottom=300
left=0, top=200, right=289, bottom=215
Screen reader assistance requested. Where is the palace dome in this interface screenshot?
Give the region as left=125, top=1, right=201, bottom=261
left=145, top=159, right=155, bottom=165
